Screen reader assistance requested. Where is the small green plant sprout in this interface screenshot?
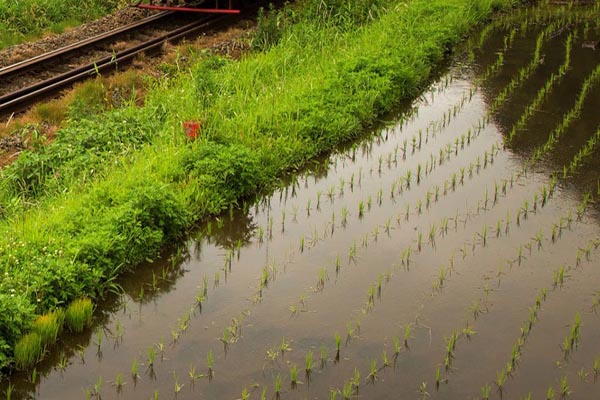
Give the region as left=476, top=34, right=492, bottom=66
left=496, top=369, right=507, bottom=393
left=202, top=274, right=209, bottom=296
left=404, top=324, right=412, bottom=348
left=560, top=375, right=571, bottom=397
left=300, top=235, right=305, bottom=252
left=341, top=380, right=353, bottom=399
left=382, top=350, right=391, bottom=369
left=547, top=385, right=555, bottom=400
left=92, top=376, right=103, bottom=399
left=346, top=368, right=358, bottom=393
left=290, top=364, right=299, bottom=388
left=367, top=359, right=378, bottom=383
left=114, top=373, right=125, bottom=392
left=14, top=332, right=43, bottom=369
left=207, top=349, right=214, bottom=379
left=172, top=372, right=183, bottom=395
left=438, top=268, right=447, bottom=289
left=393, top=336, right=401, bottom=360
left=317, top=268, right=328, bottom=290
left=330, top=388, right=339, bottom=400
left=241, top=387, right=250, bottom=400
left=593, top=357, right=600, bottom=381
left=418, top=381, right=430, bottom=399
left=567, top=313, right=582, bottom=353
left=462, top=322, right=476, bottom=339
left=304, top=350, right=314, bottom=379
left=335, top=333, right=342, bottom=360
left=320, top=344, right=328, bottom=368
left=280, top=337, right=292, bottom=357
left=131, top=357, right=139, bottom=381
left=65, top=298, right=94, bottom=333
left=146, top=346, right=157, bottom=369
left=274, top=374, right=282, bottom=398
left=481, top=383, right=490, bottom=400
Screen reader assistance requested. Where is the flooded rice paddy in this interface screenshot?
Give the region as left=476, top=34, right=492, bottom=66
left=3, top=3, right=600, bottom=399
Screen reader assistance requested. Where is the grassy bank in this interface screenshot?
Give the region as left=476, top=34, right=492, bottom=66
left=0, top=0, right=523, bottom=372
left=0, top=0, right=125, bottom=48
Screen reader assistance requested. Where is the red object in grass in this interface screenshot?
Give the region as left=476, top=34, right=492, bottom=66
left=184, top=120, right=201, bottom=139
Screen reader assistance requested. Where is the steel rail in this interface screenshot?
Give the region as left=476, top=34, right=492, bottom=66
left=0, top=14, right=225, bottom=116
left=0, top=11, right=173, bottom=79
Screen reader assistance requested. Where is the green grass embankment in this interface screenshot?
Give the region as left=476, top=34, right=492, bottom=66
left=0, top=0, right=522, bottom=371
left=0, top=0, right=125, bottom=48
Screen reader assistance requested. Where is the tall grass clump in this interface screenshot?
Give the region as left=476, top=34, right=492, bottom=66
left=33, top=310, right=64, bottom=346
left=64, top=298, right=93, bottom=333
left=14, top=333, right=43, bottom=370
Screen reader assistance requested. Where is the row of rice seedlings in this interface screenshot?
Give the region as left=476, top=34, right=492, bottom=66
left=468, top=1, right=581, bottom=53
left=560, top=312, right=582, bottom=360
left=471, top=26, right=519, bottom=84
left=273, top=147, right=563, bottom=346
left=276, top=52, right=512, bottom=224
left=264, top=25, right=544, bottom=241
left=437, top=225, right=595, bottom=395
left=331, top=220, right=588, bottom=399
left=566, top=124, right=600, bottom=176
left=485, top=31, right=544, bottom=114
left=234, top=184, right=587, bottom=399
left=479, top=235, right=600, bottom=398
left=529, top=63, right=600, bottom=165
left=506, top=31, right=574, bottom=143
left=426, top=176, right=600, bottom=382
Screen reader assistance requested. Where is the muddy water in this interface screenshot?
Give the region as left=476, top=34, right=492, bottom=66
left=3, top=4, right=600, bottom=400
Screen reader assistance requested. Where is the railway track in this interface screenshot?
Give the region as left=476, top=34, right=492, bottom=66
left=0, top=9, right=234, bottom=117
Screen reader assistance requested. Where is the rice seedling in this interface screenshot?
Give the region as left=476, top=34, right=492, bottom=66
left=418, top=381, right=429, bottom=399
left=241, top=387, right=250, bottom=400
left=131, top=358, right=139, bottom=381
left=367, top=359, right=378, bottom=383
left=560, top=376, right=570, bottom=397
left=114, top=373, right=124, bottom=392
left=593, top=358, right=600, bottom=381
left=495, top=369, right=507, bottom=393
left=335, top=333, right=342, bottom=360
left=65, top=298, right=94, bottom=333
left=207, top=350, right=214, bottom=378
left=320, top=344, right=328, bottom=368
left=92, top=376, right=103, bottom=399
left=274, top=374, right=282, bottom=398
left=14, top=332, right=43, bottom=369
left=481, top=384, right=490, bottom=399
left=289, top=365, right=299, bottom=388
left=547, top=386, right=555, bottom=400
left=305, top=350, right=314, bottom=378
left=404, top=324, right=412, bottom=348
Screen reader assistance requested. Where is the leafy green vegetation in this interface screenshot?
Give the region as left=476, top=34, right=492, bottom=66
left=0, top=0, right=523, bottom=371
left=0, top=0, right=126, bottom=48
